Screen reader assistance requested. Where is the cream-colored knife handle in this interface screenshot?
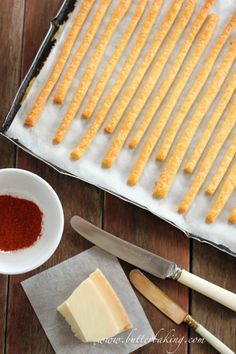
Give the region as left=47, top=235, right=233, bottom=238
left=178, top=270, right=236, bottom=312
left=195, top=324, right=234, bottom=354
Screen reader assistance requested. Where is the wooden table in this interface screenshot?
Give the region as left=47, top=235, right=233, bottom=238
left=0, top=1, right=235, bottom=353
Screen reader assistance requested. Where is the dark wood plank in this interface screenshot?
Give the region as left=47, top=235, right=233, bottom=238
left=190, top=240, right=236, bottom=354
left=0, top=1, right=25, bottom=353
left=104, top=194, right=190, bottom=354
left=5, top=1, right=103, bottom=354
left=0, top=276, right=8, bottom=354
left=21, top=0, right=63, bottom=76
left=6, top=160, right=103, bottom=354
left=0, top=0, right=25, bottom=124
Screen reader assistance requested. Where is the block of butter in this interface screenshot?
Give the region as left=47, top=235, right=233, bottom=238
left=57, top=268, right=132, bottom=342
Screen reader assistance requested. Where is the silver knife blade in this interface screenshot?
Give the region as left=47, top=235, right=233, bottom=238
left=71, top=215, right=181, bottom=280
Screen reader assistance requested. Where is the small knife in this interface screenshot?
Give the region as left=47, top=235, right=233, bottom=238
left=129, top=269, right=234, bottom=354
left=71, top=215, right=236, bottom=312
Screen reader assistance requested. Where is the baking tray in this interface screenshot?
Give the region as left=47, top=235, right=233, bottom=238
left=1, top=0, right=235, bottom=257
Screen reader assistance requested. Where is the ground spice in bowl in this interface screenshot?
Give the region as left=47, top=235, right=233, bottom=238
left=0, top=195, right=43, bottom=252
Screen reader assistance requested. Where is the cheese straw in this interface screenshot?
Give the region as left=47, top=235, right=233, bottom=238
left=228, top=205, right=236, bottom=224
left=82, top=0, right=148, bottom=119
left=53, top=0, right=132, bottom=144
left=178, top=97, right=236, bottom=214
left=107, top=0, right=197, bottom=137
left=127, top=16, right=217, bottom=186
left=205, top=133, right=236, bottom=195
left=129, top=0, right=215, bottom=149
left=82, top=0, right=162, bottom=123
left=157, top=13, right=236, bottom=161
left=104, top=0, right=188, bottom=134
left=184, top=70, right=236, bottom=174
left=70, top=0, right=162, bottom=160
left=154, top=39, right=236, bottom=199
left=54, top=1, right=111, bottom=105
left=102, top=1, right=195, bottom=168
left=205, top=163, right=236, bottom=223
left=24, top=0, right=94, bottom=127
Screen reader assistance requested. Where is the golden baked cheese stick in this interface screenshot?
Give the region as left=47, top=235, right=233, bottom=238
left=24, top=0, right=95, bottom=127
left=102, top=0, right=195, bottom=167
left=184, top=70, right=236, bottom=174
left=205, top=163, right=236, bottom=223
left=157, top=13, right=236, bottom=161
left=82, top=0, right=148, bottom=119
left=129, top=0, right=216, bottom=148
left=127, top=16, right=217, bottom=186
left=154, top=39, right=236, bottom=199
left=131, top=14, right=218, bottom=151
left=178, top=98, right=236, bottom=214
left=53, top=0, right=132, bottom=144
left=104, top=0, right=189, bottom=134
left=54, top=1, right=111, bottom=105
left=205, top=133, right=236, bottom=195
left=70, top=0, right=166, bottom=160
left=228, top=205, right=236, bottom=224
left=107, top=0, right=197, bottom=136
left=71, top=0, right=162, bottom=161
left=82, top=0, right=163, bottom=122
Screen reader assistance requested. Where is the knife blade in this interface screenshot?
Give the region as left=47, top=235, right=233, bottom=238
left=129, top=269, right=188, bottom=324
left=129, top=270, right=234, bottom=354
left=129, top=269, right=234, bottom=354
left=71, top=215, right=236, bottom=312
left=71, top=216, right=178, bottom=279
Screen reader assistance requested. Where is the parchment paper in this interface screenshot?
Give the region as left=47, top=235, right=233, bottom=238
left=5, top=0, right=236, bottom=253
left=21, top=246, right=155, bottom=354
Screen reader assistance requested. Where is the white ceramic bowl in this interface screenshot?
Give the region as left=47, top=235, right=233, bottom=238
left=0, top=168, right=64, bottom=274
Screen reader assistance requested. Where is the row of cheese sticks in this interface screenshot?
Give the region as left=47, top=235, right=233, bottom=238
left=55, top=0, right=188, bottom=144
left=23, top=0, right=235, bottom=223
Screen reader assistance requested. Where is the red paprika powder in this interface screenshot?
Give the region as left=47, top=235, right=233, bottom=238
left=0, top=195, right=43, bottom=252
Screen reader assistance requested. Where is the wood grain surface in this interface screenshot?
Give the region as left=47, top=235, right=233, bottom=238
left=0, top=1, right=25, bottom=353
left=0, top=1, right=235, bottom=354
left=104, top=194, right=190, bottom=354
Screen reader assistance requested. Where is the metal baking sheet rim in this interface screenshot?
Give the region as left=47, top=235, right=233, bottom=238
left=2, top=133, right=234, bottom=258
left=1, top=0, right=235, bottom=258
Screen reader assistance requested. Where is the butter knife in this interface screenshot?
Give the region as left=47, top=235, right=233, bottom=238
left=71, top=216, right=236, bottom=311
left=129, top=269, right=234, bottom=354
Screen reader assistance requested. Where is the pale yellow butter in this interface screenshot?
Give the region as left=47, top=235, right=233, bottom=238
left=57, top=268, right=132, bottom=342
